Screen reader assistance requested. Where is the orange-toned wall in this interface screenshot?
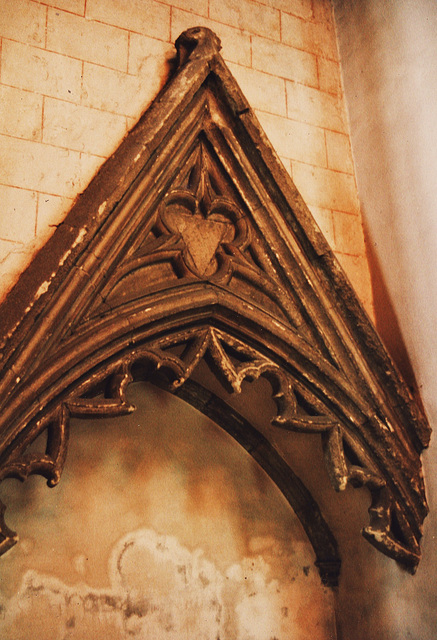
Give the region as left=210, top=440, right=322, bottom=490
left=334, top=2, right=437, bottom=638
left=0, top=383, right=336, bottom=639
left=0, top=0, right=373, bottom=315
left=0, top=1, right=388, bottom=639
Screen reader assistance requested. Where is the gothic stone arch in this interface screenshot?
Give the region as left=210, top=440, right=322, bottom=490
left=0, top=28, right=430, bottom=582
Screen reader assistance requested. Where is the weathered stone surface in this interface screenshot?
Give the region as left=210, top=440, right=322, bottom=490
left=0, top=28, right=430, bottom=582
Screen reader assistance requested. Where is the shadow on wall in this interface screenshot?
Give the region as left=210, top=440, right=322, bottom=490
left=364, top=217, right=419, bottom=392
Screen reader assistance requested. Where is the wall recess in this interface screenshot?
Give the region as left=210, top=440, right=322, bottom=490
left=0, top=27, right=430, bottom=582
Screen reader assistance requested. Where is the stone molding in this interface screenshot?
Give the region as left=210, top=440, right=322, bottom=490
left=0, top=28, right=430, bottom=579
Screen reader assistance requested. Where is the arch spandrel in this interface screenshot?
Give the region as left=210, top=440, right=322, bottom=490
left=0, top=27, right=430, bottom=577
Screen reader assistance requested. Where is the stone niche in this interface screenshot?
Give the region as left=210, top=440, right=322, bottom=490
left=0, top=382, right=335, bottom=640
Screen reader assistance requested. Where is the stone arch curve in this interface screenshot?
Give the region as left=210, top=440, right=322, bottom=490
left=0, top=27, right=429, bottom=576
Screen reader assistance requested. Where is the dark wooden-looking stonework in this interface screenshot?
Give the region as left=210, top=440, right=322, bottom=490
left=0, top=27, right=431, bottom=583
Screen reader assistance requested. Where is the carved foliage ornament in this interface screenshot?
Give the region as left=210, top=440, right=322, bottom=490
left=0, top=28, right=430, bottom=581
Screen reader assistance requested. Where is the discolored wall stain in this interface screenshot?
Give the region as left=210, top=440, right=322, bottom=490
left=0, top=528, right=325, bottom=639
left=0, top=383, right=336, bottom=639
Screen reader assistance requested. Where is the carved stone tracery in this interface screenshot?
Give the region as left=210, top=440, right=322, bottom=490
left=0, top=27, right=430, bottom=583
left=158, top=142, right=248, bottom=280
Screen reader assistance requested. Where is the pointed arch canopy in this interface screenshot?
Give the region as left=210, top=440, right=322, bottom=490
left=0, top=28, right=430, bottom=577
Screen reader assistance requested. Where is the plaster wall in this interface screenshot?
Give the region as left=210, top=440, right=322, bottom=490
left=333, top=1, right=437, bottom=638
left=0, top=0, right=373, bottom=313
left=0, top=383, right=336, bottom=639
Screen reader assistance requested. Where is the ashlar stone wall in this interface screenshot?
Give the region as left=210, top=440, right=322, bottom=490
left=0, top=0, right=373, bottom=315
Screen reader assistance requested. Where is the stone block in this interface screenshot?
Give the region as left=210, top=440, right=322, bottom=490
left=82, top=63, right=156, bottom=120
left=0, top=134, right=84, bottom=198
left=126, top=116, right=137, bottom=131
left=332, top=211, right=366, bottom=256
left=209, top=0, right=280, bottom=41
left=292, top=161, right=360, bottom=213
left=171, top=9, right=251, bottom=67
left=37, top=193, right=73, bottom=240
left=325, top=130, right=354, bottom=174
left=0, top=0, right=46, bottom=46
left=335, top=252, right=374, bottom=316
left=1, top=40, right=82, bottom=103
left=308, top=205, right=335, bottom=248
left=311, top=0, right=334, bottom=24
left=86, top=0, right=170, bottom=40
left=256, top=111, right=326, bottom=166
left=0, top=186, right=37, bottom=243
left=0, top=245, right=34, bottom=300
left=45, top=0, right=85, bottom=14
left=128, top=34, right=174, bottom=78
left=81, top=36, right=173, bottom=122
left=43, top=98, right=127, bottom=156
left=0, top=86, right=43, bottom=141
left=281, top=12, right=339, bottom=61
left=252, top=36, right=318, bottom=87
left=0, top=239, right=17, bottom=266
left=317, top=57, right=342, bottom=95
left=78, top=153, right=107, bottom=192
left=286, top=80, right=347, bottom=133
left=262, top=0, right=313, bottom=19
left=279, top=156, right=293, bottom=177
left=280, top=12, right=307, bottom=52
left=47, top=8, right=129, bottom=72
left=158, top=0, right=208, bottom=16
left=228, top=63, right=286, bottom=116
